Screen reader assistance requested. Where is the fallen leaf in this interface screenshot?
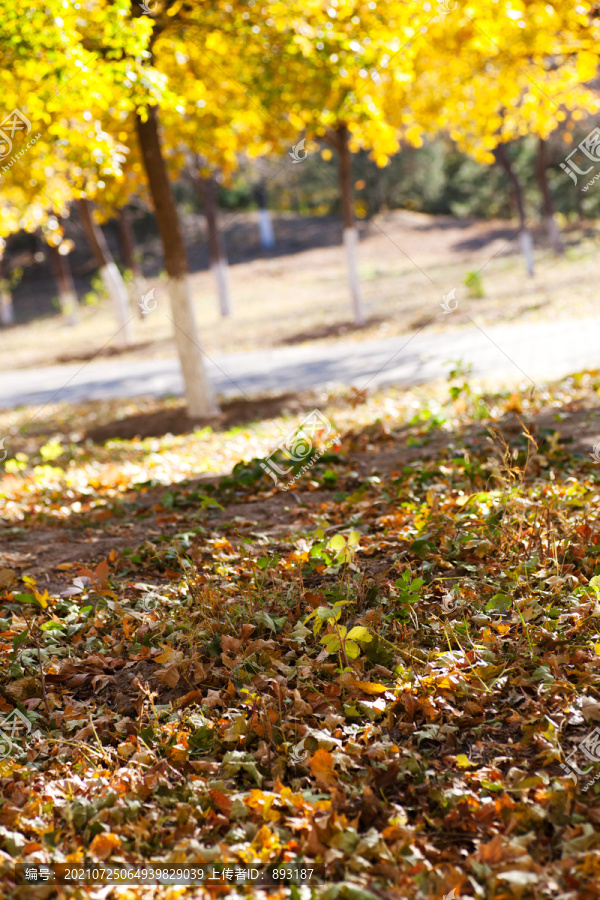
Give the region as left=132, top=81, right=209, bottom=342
left=89, top=833, right=121, bottom=860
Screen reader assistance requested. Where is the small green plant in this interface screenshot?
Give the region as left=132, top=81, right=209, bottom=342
left=0, top=265, right=22, bottom=294
left=82, top=273, right=108, bottom=306
left=304, top=599, right=373, bottom=669
left=464, top=270, right=484, bottom=298
left=388, top=570, right=424, bottom=622
left=407, top=407, right=447, bottom=430
left=447, top=359, right=473, bottom=401
left=307, top=528, right=361, bottom=570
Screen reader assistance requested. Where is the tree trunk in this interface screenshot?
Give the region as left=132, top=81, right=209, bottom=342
left=535, top=139, right=564, bottom=254
left=47, top=243, right=79, bottom=325
left=0, top=253, right=14, bottom=326
left=195, top=174, right=232, bottom=317
left=254, top=180, right=276, bottom=250
left=135, top=106, right=218, bottom=417
left=494, top=142, right=534, bottom=277
left=78, top=198, right=134, bottom=345
left=337, top=124, right=365, bottom=325
left=118, top=206, right=148, bottom=316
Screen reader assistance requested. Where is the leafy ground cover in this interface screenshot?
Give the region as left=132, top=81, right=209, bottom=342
left=2, top=368, right=600, bottom=898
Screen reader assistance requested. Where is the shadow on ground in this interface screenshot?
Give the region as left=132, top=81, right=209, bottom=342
left=83, top=392, right=308, bottom=442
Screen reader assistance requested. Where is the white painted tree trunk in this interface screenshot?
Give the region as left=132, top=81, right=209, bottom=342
left=544, top=215, right=564, bottom=254
left=0, top=289, right=14, bottom=325
left=343, top=227, right=365, bottom=325
left=168, top=275, right=218, bottom=417
left=518, top=229, right=535, bottom=277
left=58, top=288, right=79, bottom=326
left=259, top=209, right=275, bottom=250
left=211, top=260, right=232, bottom=318
left=130, top=273, right=149, bottom=317
left=100, top=262, right=134, bottom=346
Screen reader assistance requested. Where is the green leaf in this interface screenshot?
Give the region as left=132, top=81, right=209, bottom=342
left=11, top=630, right=28, bottom=659
left=485, top=592, right=511, bottom=612
left=14, top=592, right=44, bottom=609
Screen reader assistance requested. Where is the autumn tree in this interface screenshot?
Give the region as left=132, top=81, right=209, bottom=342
left=198, top=0, right=425, bottom=326
left=388, top=0, right=600, bottom=271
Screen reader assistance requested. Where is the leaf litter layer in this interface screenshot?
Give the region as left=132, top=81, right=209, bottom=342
left=2, top=370, right=600, bottom=899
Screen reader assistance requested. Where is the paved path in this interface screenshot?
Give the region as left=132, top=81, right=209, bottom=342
left=1, top=316, right=598, bottom=410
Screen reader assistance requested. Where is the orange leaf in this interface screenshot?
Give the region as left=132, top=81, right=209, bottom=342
left=309, top=749, right=337, bottom=789
left=153, top=647, right=184, bottom=665
left=210, top=789, right=233, bottom=816
left=95, top=559, right=110, bottom=587
left=89, top=833, right=121, bottom=861
left=477, top=834, right=505, bottom=864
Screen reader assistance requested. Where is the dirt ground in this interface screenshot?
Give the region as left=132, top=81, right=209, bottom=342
left=3, top=373, right=600, bottom=594
left=2, top=210, right=599, bottom=372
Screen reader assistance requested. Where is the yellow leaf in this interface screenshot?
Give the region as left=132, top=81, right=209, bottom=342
left=33, top=590, right=49, bottom=609
left=117, top=741, right=136, bottom=759
left=348, top=680, right=387, bottom=694
left=153, top=647, right=184, bottom=665
left=456, top=754, right=474, bottom=768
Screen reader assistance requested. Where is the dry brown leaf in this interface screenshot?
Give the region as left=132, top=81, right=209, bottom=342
left=477, top=833, right=505, bottom=864
left=155, top=664, right=180, bottom=688
left=0, top=568, right=18, bottom=589
left=173, top=689, right=204, bottom=711
left=222, top=635, right=241, bottom=653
